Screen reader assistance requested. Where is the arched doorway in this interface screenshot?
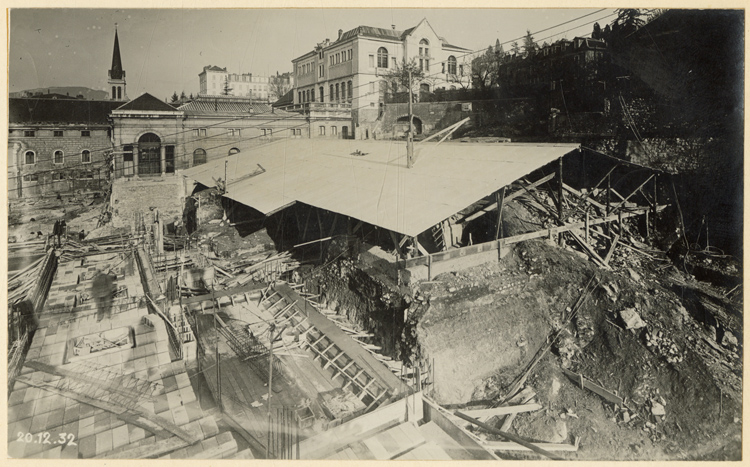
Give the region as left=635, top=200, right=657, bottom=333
left=342, top=126, right=348, bottom=139
left=138, top=133, right=161, bottom=175
left=396, top=116, right=423, bottom=135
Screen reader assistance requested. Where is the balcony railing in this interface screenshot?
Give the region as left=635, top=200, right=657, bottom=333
left=279, top=102, right=352, bottom=113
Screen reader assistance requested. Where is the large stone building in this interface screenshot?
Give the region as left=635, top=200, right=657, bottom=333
left=8, top=98, right=122, bottom=199
left=109, top=94, right=316, bottom=178
left=198, top=66, right=291, bottom=102
left=291, top=19, right=471, bottom=138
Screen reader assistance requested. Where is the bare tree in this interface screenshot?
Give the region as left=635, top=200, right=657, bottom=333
left=269, top=72, right=293, bottom=101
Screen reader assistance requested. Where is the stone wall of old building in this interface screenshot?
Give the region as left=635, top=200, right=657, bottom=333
left=110, top=176, right=185, bottom=230
left=8, top=126, right=111, bottom=198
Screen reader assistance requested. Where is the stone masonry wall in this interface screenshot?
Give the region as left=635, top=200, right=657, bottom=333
left=110, top=175, right=185, bottom=229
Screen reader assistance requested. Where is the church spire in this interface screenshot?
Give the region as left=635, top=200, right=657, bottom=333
left=109, top=27, right=123, bottom=80
left=108, top=25, right=126, bottom=101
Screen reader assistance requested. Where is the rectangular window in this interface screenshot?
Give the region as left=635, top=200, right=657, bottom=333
left=319, top=65, right=324, bottom=77
left=81, top=150, right=91, bottom=164
left=319, top=126, right=326, bottom=135
left=425, top=60, right=430, bottom=71
left=81, top=130, right=91, bottom=137
left=25, top=151, right=35, bottom=164
left=331, top=126, right=337, bottom=136
left=348, top=50, right=352, bottom=60
left=23, top=174, right=39, bottom=182
left=54, top=130, right=63, bottom=137
left=54, top=151, right=64, bottom=164
left=296, top=129, right=302, bottom=136
left=24, top=130, right=35, bottom=137
left=193, top=129, right=199, bottom=137
left=52, top=173, right=64, bottom=181
left=420, top=59, right=424, bottom=70
left=392, top=57, right=397, bottom=68
left=369, top=55, right=375, bottom=68
left=200, top=129, right=207, bottom=137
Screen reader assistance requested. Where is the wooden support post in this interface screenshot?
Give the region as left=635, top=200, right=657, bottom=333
left=316, top=209, right=325, bottom=260
left=558, top=157, right=564, bottom=223
left=495, top=187, right=506, bottom=240
left=585, top=210, right=590, bottom=243
left=389, top=231, right=403, bottom=257
left=603, top=234, right=620, bottom=266
left=427, top=254, right=432, bottom=281
left=652, top=174, right=658, bottom=235
left=606, top=174, right=611, bottom=236
left=328, top=213, right=338, bottom=237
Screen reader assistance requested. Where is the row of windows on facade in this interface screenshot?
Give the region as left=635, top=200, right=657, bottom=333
left=22, top=170, right=98, bottom=182
left=299, top=48, right=354, bottom=76
left=16, top=129, right=107, bottom=138
left=317, top=125, right=347, bottom=136
left=299, top=80, right=354, bottom=104
left=190, top=127, right=293, bottom=138
left=24, top=150, right=92, bottom=165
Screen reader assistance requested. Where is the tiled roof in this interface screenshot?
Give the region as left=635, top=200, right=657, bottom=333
left=339, top=25, right=404, bottom=43
left=178, top=98, right=273, bottom=116
left=9, top=99, right=122, bottom=125
left=272, top=89, right=294, bottom=108
left=114, top=93, right=179, bottom=112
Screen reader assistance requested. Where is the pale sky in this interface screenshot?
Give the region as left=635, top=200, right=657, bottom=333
left=9, top=8, right=616, bottom=101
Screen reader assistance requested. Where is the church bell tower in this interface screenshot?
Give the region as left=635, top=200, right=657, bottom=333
left=108, top=26, right=127, bottom=101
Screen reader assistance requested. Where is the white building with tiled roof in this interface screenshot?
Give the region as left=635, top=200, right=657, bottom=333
left=291, top=18, right=472, bottom=137
left=198, top=65, right=290, bottom=102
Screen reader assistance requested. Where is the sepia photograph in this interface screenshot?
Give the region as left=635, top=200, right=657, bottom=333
left=5, top=6, right=743, bottom=461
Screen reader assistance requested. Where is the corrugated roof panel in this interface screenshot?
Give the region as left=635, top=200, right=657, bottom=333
left=183, top=139, right=579, bottom=237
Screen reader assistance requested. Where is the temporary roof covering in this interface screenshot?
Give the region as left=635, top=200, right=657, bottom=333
left=182, top=138, right=579, bottom=238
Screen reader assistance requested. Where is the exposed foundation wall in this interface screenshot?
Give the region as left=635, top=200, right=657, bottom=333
left=307, top=258, right=408, bottom=358
left=110, top=175, right=185, bottom=229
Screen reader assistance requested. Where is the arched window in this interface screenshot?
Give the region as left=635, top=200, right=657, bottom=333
left=311, top=88, right=315, bottom=102
left=419, top=39, right=429, bottom=57
left=335, top=83, right=340, bottom=101
left=447, top=56, right=457, bottom=75
left=377, top=47, right=389, bottom=68
left=229, top=148, right=241, bottom=155
left=193, top=148, right=207, bottom=166
left=348, top=80, right=353, bottom=100
left=112, top=86, right=116, bottom=100
left=138, top=132, right=161, bottom=175
left=340, top=82, right=346, bottom=101
left=319, top=86, right=324, bottom=103
left=53, top=150, right=64, bottom=164
left=81, top=150, right=91, bottom=164
left=25, top=150, right=36, bottom=165
left=330, top=85, right=334, bottom=102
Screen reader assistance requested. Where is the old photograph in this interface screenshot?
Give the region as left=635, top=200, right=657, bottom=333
left=6, top=7, right=743, bottom=460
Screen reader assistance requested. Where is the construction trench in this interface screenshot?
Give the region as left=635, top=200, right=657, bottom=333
left=7, top=143, right=742, bottom=460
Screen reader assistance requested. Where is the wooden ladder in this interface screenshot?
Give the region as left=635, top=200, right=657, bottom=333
left=431, top=222, right=446, bottom=251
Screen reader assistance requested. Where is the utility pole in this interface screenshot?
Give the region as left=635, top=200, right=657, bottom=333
left=407, top=69, right=414, bottom=169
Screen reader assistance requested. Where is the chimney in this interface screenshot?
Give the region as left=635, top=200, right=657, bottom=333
left=338, top=29, right=343, bottom=40
left=392, top=24, right=396, bottom=30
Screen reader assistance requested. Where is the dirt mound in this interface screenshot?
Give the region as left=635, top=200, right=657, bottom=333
left=413, top=234, right=742, bottom=460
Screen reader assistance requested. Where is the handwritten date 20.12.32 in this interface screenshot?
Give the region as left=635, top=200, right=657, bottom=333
left=17, top=432, right=77, bottom=446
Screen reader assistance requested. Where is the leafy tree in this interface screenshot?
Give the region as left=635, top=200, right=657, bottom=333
left=170, top=92, right=179, bottom=103
left=383, top=58, right=425, bottom=100
left=523, top=30, right=538, bottom=57
left=222, top=76, right=233, bottom=96
left=592, top=22, right=602, bottom=40
left=615, top=9, right=646, bottom=35
left=471, top=46, right=500, bottom=90
left=511, top=41, right=521, bottom=56
left=495, top=39, right=503, bottom=54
